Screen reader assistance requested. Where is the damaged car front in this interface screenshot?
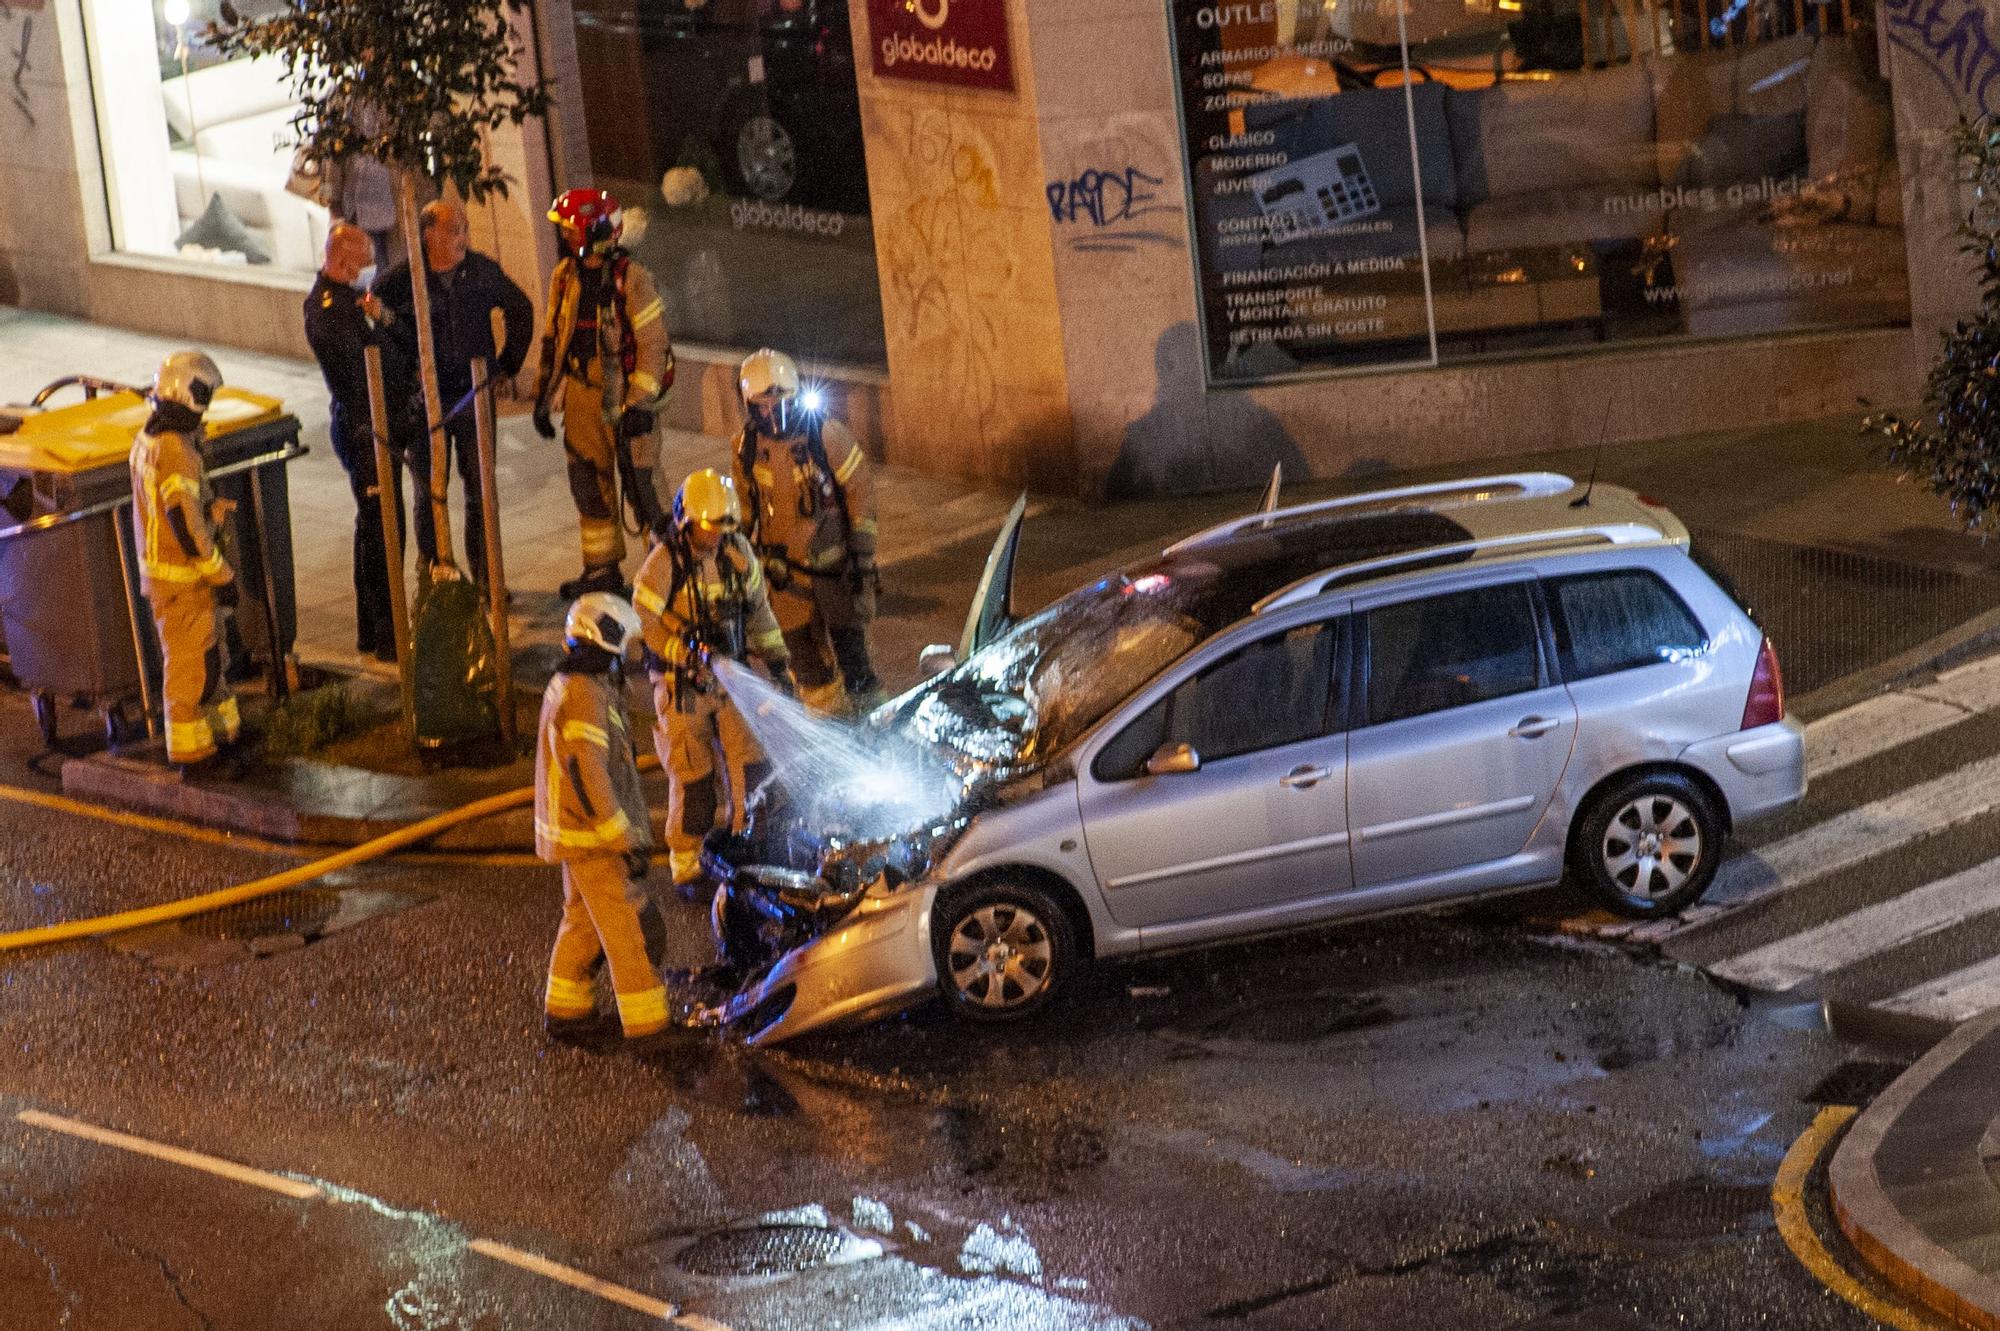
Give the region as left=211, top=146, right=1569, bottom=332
left=700, top=548, right=1210, bottom=1047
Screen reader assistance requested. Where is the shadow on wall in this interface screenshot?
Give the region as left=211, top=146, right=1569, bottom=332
left=0, top=255, right=17, bottom=307
left=1103, top=322, right=1306, bottom=499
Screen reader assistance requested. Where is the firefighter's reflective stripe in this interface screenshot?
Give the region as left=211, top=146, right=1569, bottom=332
left=580, top=520, right=621, bottom=563
left=632, top=581, right=667, bottom=616
left=616, top=985, right=669, bottom=1033
left=628, top=371, right=660, bottom=397
left=168, top=716, right=214, bottom=756
left=561, top=720, right=609, bottom=748
left=630, top=296, right=664, bottom=330
left=533, top=809, right=630, bottom=850
left=545, top=975, right=595, bottom=1018
left=835, top=444, right=863, bottom=484
left=215, top=695, right=240, bottom=740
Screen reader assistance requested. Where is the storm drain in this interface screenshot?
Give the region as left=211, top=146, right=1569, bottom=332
left=1606, top=1178, right=1770, bottom=1245
left=105, top=886, right=430, bottom=968
left=674, top=1224, right=879, bottom=1279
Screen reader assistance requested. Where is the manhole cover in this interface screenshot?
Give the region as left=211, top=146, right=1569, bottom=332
left=1607, top=1178, right=1769, bottom=1244
left=181, top=888, right=339, bottom=941
left=106, top=887, right=430, bottom=968
left=675, top=1224, right=867, bottom=1278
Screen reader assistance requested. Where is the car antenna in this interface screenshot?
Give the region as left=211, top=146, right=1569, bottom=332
left=1569, top=395, right=1614, bottom=508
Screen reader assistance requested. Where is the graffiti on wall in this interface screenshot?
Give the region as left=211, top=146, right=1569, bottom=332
left=3, top=7, right=33, bottom=127
left=1884, top=0, right=2000, bottom=117
left=1045, top=166, right=1185, bottom=252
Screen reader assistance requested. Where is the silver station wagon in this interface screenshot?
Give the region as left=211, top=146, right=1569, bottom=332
left=704, top=472, right=1806, bottom=1045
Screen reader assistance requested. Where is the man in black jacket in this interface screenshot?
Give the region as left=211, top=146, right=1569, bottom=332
left=304, top=223, right=410, bottom=661
left=374, top=201, right=535, bottom=585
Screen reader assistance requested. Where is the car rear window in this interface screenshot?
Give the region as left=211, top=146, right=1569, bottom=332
left=1545, top=570, right=1708, bottom=681
left=1364, top=583, right=1542, bottom=724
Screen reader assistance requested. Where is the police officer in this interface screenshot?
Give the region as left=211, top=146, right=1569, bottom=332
left=130, top=350, right=241, bottom=772
left=530, top=188, right=674, bottom=600
left=374, top=200, right=535, bottom=585
left=535, top=591, right=672, bottom=1047
left=731, top=349, right=884, bottom=716
left=632, top=469, right=794, bottom=895
left=304, top=223, right=409, bottom=661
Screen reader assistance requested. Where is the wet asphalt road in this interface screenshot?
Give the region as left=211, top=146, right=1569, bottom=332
left=0, top=781, right=1912, bottom=1331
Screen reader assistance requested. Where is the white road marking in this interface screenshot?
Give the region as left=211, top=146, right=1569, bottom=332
left=1806, top=651, right=2000, bottom=781
left=1709, top=854, right=2000, bottom=991
left=1623, top=750, right=2000, bottom=944
left=17, top=1108, right=734, bottom=1329
left=466, top=1240, right=680, bottom=1321
left=1879, top=952, right=2000, bottom=1024
left=856, top=1283, right=1012, bottom=1331
left=17, top=1109, right=324, bottom=1200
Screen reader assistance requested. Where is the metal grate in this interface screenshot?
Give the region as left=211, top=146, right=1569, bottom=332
left=178, top=888, right=339, bottom=942
left=1689, top=530, right=2000, bottom=699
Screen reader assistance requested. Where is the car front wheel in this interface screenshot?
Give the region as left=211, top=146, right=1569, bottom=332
left=931, top=878, right=1076, bottom=1023
left=1569, top=770, right=1724, bottom=919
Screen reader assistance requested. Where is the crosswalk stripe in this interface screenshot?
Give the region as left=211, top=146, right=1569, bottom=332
left=1623, top=750, right=2000, bottom=945
left=1806, top=651, right=2000, bottom=781
left=1879, top=953, right=2000, bottom=1024
left=1708, top=854, right=2000, bottom=991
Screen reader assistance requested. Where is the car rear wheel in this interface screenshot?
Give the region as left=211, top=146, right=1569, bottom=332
left=732, top=110, right=797, bottom=202
left=932, top=878, right=1076, bottom=1023
left=1569, top=770, right=1724, bottom=919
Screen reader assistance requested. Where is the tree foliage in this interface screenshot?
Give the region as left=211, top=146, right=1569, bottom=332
left=206, top=0, right=550, bottom=203
left=1872, top=117, right=2000, bottom=533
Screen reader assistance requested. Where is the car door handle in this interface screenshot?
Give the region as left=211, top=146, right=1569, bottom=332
left=1280, top=764, right=1333, bottom=789
left=1509, top=715, right=1561, bottom=739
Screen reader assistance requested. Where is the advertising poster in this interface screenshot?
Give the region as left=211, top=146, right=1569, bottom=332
left=866, top=0, right=1014, bottom=93
left=1167, top=0, right=1913, bottom=387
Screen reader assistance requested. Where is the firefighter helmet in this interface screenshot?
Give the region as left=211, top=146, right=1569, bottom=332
left=564, top=591, right=641, bottom=659
left=150, top=350, right=223, bottom=414
left=738, top=348, right=800, bottom=435
left=673, top=468, right=740, bottom=532
left=548, top=187, right=622, bottom=254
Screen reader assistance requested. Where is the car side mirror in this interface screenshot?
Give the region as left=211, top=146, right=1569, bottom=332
left=1145, top=742, right=1201, bottom=776
left=918, top=643, right=957, bottom=678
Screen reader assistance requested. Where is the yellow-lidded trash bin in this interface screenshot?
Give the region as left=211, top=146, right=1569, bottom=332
left=0, top=378, right=305, bottom=748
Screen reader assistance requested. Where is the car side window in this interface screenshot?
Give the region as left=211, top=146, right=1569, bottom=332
left=1092, top=619, right=1342, bottom=781
left=1365, top=583, right=1541, bottom=725
left=1546, top=570, right=1708, bottom=681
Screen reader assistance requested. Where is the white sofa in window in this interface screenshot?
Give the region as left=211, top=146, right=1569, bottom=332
left=159, top=53, right=329, bottom=271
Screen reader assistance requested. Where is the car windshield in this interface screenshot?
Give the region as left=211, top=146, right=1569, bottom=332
left=893, top=510, right=1476, bottom=773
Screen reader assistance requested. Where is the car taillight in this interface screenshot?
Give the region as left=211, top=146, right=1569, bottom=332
left=1741, top=636, right=1784, bottom=730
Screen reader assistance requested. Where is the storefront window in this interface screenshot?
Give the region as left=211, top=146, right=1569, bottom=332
left=1170, top=0, right=1908, bottom=383
left=79, top=0, right=326, bottom=274
left=571, top=0, right=886, bottom=366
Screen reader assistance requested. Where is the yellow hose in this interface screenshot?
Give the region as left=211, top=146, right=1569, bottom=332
left=0, top=755, right=662, bottom=953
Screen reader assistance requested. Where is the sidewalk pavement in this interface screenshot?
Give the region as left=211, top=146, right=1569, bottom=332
left=1831, top=1009, right=2000, bottom=1329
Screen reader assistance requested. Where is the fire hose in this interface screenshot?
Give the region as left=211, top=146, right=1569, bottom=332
left=0, top=755, right=662, bottom=953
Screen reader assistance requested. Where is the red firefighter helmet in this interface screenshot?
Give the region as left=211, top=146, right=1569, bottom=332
left=548, top=187, right=622, bottom=254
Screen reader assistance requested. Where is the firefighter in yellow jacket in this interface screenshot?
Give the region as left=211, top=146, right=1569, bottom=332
left=530, top=188, right=674, bottom=600
left=130, top=350, right=241, bottom=771
left=731, top=348, right=883, bottom=716
left=632, top=469, right=795, bottom=893
left=535, top=592, right=671, bottom=1046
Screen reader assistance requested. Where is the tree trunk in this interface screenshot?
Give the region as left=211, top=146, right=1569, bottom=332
left=396, top=170, right=453, bottom=565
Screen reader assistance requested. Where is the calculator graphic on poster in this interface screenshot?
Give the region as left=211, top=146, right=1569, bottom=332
left=1249, top=144, right=1382, bottom=242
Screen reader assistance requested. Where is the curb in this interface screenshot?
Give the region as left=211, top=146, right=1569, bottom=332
left=1830, top=1007, right=2000, bottom=1330
left=58, top=752, right=672, bottom=853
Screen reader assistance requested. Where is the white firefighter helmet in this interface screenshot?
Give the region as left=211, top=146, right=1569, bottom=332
left=738, top=348, right=800, bottom=408
left=674, top=468, right=740, bottom=531
left=150, top=350, right=223, bottom=414
left=564, top=592, right=641, bottom=658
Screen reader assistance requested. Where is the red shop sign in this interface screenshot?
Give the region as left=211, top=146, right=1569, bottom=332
left=865, top=0, right=1014, bottom=92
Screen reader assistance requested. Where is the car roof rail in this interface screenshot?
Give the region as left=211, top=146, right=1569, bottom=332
left=1164, top=471, right=1575, bottom=554
left=1253, top=523, right=1672, bottom=613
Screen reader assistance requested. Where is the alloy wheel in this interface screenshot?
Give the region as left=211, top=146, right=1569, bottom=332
left=946, top=903, right=1053, bottom=1011
left=1600, top=793, right=1703, bottom=901
left=737, top=115, right=797, bottom=201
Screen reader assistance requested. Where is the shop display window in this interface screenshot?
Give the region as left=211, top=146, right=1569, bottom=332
left=571, top=0, right=885, bottom=366
left=1170, top=0, right=1909, bottom=383
left=80, top=0, right=327, bottom=274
